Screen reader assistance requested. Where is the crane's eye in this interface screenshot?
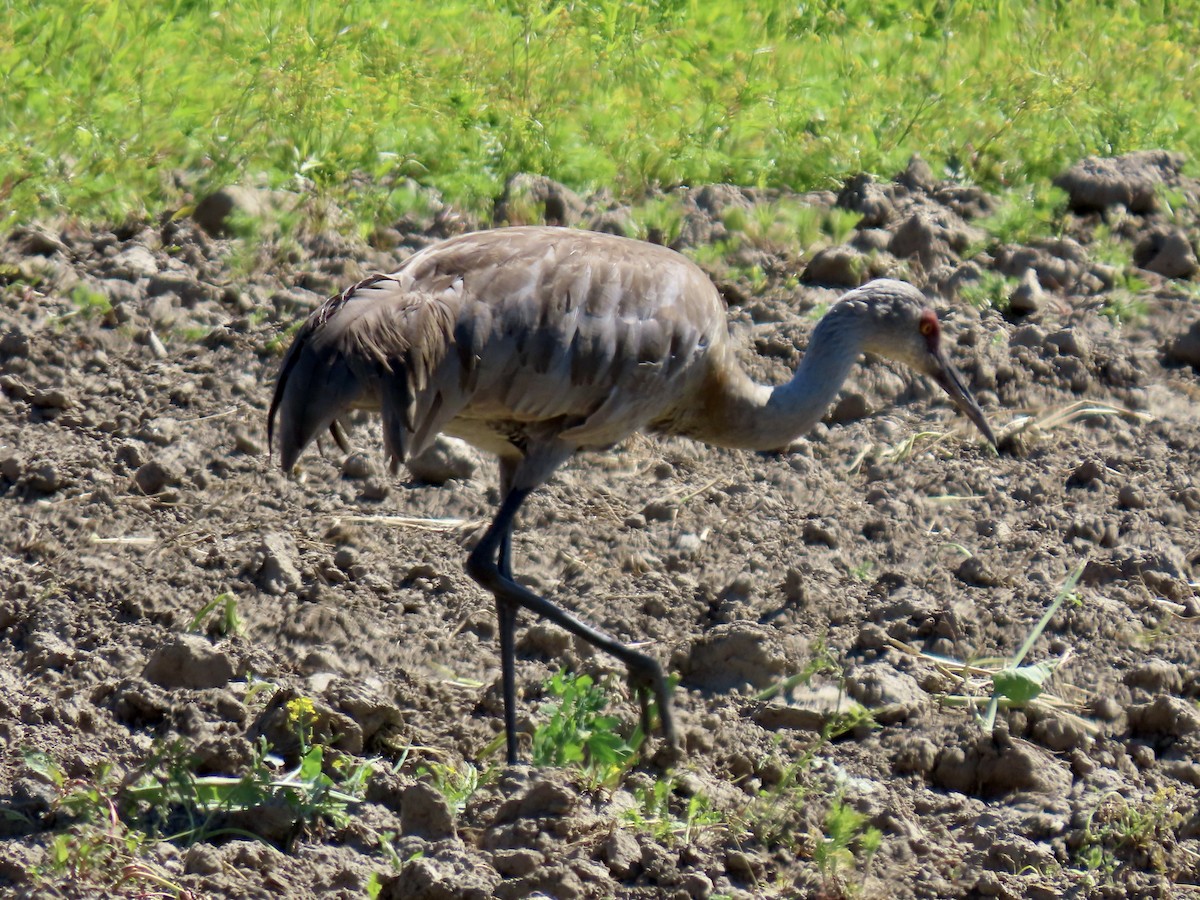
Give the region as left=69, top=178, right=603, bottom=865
left=918, top=310, right=939, bottom=340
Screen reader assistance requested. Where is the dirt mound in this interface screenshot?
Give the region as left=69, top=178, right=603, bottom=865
left=1, top=158, right=1199, bottom=897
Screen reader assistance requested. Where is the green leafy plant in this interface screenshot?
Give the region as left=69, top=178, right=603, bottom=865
left=6, top=3, right=1198, bottom=231
left=631, top=195, right=686, bottom=245
left=976, top=185, right=1068, bottom=246
left=126, top=702, right=375, bottom=848
left=1073, top=788, right=1188, bottom=882
left=531, top=670, right=640, bottom=786
left=1100, top=270, right=1150, bottom=326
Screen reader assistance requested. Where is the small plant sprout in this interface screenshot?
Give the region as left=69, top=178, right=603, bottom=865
left=958, top=271, right=1019, bottom=314
left=417, top=761, right=496, bottom=814
left=812, top=797, right=883, bottom=895
left=125, top=728, right=376, bottom=848
left=621, top=777, right=723, bottom=846
left=188, top=591, right=243, bottom=636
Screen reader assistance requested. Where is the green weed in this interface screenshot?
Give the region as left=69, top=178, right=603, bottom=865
left=959, top=271, right=1018, bottom=314
left=1100, top=271, right=1150, bottom=326
left=125, top=698, right=377, bottom=846
left=976, top=185, right=1069, bottom=247
left=23, top=752, right=189, bottom=897
left=621, top=777, right=723, bottom=846
left=1073, top=788, right=1188, bottom=880
left=531, top=670, right=640, bottom=787
left=417, top=761, right=495, bottom=814
left=631, top=195, right=686, bottom=245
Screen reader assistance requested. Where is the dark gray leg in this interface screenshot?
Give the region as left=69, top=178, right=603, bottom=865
left=466, top=488, right=678, bottom=765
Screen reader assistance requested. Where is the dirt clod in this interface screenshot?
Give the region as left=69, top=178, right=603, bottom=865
left=142, top=635, right=236, bottom=689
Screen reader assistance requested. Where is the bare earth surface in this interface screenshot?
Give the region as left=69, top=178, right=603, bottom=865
left=2, top=155, right=1199, bottom=899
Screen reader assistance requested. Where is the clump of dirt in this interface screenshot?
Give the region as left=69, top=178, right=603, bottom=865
left=1, top=153, right=1199, bottom=898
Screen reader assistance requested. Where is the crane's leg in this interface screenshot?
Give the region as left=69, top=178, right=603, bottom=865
left=494, top=463, right=519, bottom=762
left=467, top=487, right=678, bottom=766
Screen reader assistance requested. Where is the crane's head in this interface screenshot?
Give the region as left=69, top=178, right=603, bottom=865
left=846, top=279, right=996, bottom=447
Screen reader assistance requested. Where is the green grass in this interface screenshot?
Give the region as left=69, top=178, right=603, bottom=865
left=3, top=0, right=1199, bottom=232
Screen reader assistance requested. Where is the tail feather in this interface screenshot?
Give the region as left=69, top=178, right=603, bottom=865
left=268, top=275, right=463, bottom=472
left=268, top=326, right=368, bottom=471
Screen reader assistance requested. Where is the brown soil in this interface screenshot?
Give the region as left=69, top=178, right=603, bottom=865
left=2, top=158, right=1199, bottom=899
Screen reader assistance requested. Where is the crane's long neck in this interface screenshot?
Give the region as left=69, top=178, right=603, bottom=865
left=689, top=311, right=865, bottom=451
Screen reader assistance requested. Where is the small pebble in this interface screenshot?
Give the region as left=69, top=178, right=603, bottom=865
left=1117, top=484, right=1146, bottom=509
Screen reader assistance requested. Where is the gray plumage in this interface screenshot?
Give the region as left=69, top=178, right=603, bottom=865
left=268, top=225, right=995, bottom=764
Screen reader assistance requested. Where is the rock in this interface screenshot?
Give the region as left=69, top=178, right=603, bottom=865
left=0, top=455, right=22, bottom=482
left=401, top=782, right=456, bottom=840
left=688, top=184, right=751, bottom=218
left=1007, top=268, right=1043, bottom=315
left=1117, top=485, right=1147, bottom=509
left=112, top=245, right=159, bottom=279
left=494, top=776, right=578, bottom=822
left=641, top=499, right=677, bottom=523
left=889, top=211, right=951, bottom=268
left=406, top=436, right=480, bottom=484
left=845, top=664, right=928, bottom=723
left=1165, top=319, right=1200, bottom=368
left=255, top=533, right=303, bottom=595
left=146, top=271, right=215, bottom=306
left=23, top=630, right=76, bottom=671
left=955, top=556, right=1002, bottom=588
left=603, top=829, right=642, bottom=879
left=896, top=154, right=937, bottom=193
left=25, top=464, right=67, bottom=494
left=828, top=393, right=869, bottom=425
left=14, top=226, right=68, bottom=256
left=1067, top=459, right=1107, bottom=488
left=494, top=174, right=585, bottom=227
left=341, top=452, right=374, bottom=480
left=837, top=173, right=895, bottom=227
left=136, top=417, right=179, bottom=446
left=932, top=730, right=1072, bottom=797
left=131, top=458, right=184, bottom=495
left=1045, top=327, right=1090, bottom=361
left=1029, top=715, right=1091, bottom=752
left=1053, top=150, right=1185, bottom=213
left=143, top=635, right=235, bottom=689
left=1124, top=658, right=1183, bottom=694
left=491, top=848, right=543, bottom=878
left=1009, top=324, right=1046, bottom=349
left=193, top=186, right=270, bottom=237
left=588, top=207, right=635, bottom=237
left=1134, top=227, right=1197, bottom=279
left=802, top=246, right=867, bottom=287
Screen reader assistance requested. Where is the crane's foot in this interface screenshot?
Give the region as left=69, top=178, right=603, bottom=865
left=626, top=655, right=680, bottom=766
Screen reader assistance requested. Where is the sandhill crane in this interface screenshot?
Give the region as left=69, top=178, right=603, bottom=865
left=268, top=225, right=995, bottom=765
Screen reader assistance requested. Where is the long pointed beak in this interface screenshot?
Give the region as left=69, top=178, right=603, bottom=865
left=931, top=349, right=996, bottom=447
